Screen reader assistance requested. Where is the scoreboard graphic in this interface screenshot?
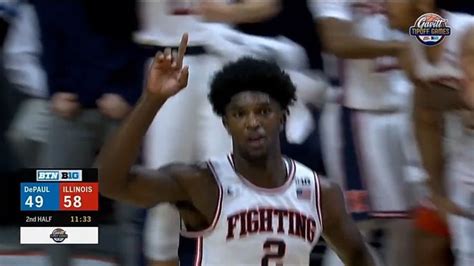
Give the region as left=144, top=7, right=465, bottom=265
left=19, top=169, right=99, bottom=244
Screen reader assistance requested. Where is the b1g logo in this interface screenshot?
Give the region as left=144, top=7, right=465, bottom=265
left=36, top=170, right=82, bottom=182
left=409, top=13, right=451, bottom=46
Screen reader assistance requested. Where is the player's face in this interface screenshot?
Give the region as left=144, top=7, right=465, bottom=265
left=224, top=91, right=284, bottom=160
left=386, top=0, right=417, bottom=31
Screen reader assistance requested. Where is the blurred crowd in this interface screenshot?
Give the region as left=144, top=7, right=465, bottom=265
left=0, top=0, right=472, bottom=266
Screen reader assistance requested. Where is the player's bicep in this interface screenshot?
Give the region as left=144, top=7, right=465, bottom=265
left=320, top=181, right=368, bottom=264
left=111, top=164, right=191, bottom=208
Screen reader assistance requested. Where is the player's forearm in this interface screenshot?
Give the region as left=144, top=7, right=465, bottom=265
left=325, top=36, right=402, bottom=59
left=346, top=244, right=377, bottom=266
left=318, top=18, right=403, bottom=59
left=97, top=93, right=166, bottom=197
left=413, top=88, right=446, bottom=196
left=225, top=0, right=280, bottom=24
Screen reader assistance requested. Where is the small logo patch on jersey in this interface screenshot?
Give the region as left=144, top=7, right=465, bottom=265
left=296, top=188, right=312, bottom=201
left=295, top=177, right=311, bottom=187
left=409, top=13, right=451, bottom=46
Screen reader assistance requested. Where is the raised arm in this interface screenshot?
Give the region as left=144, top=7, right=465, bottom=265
left=320, top=180, right=377, bottom=266
left=318, top=17, right=404, bottom=59
left=97, top=34, right=193, bottom=208
left=310, top=1, right=404, bottom=59
left=196, top=0, right=281, bottom=24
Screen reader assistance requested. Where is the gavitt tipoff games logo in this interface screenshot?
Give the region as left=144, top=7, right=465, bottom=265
left=50, top=228, right=68, bottom=243
left=409, top=13, right=450, bottom=46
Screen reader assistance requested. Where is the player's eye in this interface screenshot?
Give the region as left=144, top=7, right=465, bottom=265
left=259, top=108, right=272, bottom=116
left=233, top=110, right=245, bottom=118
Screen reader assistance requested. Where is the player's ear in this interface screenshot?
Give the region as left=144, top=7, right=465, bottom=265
left=222, top=117, right=231, bottom=134
left=280, top=111, right=288, bottom=132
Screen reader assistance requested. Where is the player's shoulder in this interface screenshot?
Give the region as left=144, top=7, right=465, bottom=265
left=317, top=177, right=342, bottom=196
left=290, top=159, right=342, bottom=197
left=289, top=159, right=333, bottom=188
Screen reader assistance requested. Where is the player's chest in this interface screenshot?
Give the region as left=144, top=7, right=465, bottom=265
left=217, top=184, right=319, bottom=243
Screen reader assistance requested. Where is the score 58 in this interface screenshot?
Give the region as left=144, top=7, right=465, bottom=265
left=59, top=183, right=99, bottom=211
left=63, top=195, right=82, bottom=208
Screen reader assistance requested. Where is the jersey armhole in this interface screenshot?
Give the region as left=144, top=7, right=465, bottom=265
left=312, top=171, right=323, bottom=232
left=180, top=160, right=223, bottom=238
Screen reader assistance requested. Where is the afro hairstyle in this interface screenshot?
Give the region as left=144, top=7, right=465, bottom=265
left=208, top=57, right=297, bottom=117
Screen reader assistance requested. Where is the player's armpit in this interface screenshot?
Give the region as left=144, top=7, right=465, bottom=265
left=320, top=180, right=377, bottom=266
left=100, top=163, right=208, bottom=209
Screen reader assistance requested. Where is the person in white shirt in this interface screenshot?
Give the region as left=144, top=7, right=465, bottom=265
left=3, top=1, right=49, bottom=168
left=310, top=1, right=426, bottom=266
left=387, top=1, right=474, bottom=265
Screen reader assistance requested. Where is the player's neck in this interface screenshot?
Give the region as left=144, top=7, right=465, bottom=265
left=232, top=151, right=287, bottom=189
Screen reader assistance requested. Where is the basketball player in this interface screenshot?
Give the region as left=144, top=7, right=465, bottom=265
left=138, top=2, right=325, bottom=263
left=98, top=34, right=377, bottom=266
left=310, top=1, right=424, bottom=265
left=386, top=1, right=474, bottom=266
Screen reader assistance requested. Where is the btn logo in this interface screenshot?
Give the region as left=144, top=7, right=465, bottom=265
left=36, top=170, right=82, bottom=182
left=36, top=170, right=60, bottom=181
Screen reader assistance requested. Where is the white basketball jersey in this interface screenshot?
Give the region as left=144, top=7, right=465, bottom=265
left=342, top=10, right=412, bottom=111
left=182, top=155, right=323, bottom=266
left=135, top=0, right=211, bottom=46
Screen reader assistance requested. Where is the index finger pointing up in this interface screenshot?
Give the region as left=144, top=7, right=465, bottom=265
left=177, top=33, right=189, bottom=69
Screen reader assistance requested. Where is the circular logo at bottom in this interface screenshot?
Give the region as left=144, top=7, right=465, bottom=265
left=50, top=228, right=68, bottom=243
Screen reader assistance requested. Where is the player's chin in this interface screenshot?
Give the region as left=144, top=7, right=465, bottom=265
left=241, top=147, right=269, bottom=161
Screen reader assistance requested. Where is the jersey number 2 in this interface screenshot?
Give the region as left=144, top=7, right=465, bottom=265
left=261, top=239, right=286, bottom=266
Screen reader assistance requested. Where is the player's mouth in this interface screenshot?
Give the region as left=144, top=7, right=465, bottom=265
left=246, top=134, right=266, bottom=148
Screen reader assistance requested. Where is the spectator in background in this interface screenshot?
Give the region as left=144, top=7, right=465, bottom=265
left=32, top=0, right=146, bottom=265
left=310, top=1, right=426, bottom=266
left=0, top=0, right=19, bottom=171
left=4, top=0, right=49, bottom=169
left=0, top=0, right=19, bottom=228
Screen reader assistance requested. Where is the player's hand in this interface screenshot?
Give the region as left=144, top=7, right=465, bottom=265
left=145, top=33, right=189, bottom=100
left=431, top=193, right=474, bottom=220
left=51, top=92, right=81, bottom=119
left=96, top=93, right=131, bottom=120
left=397, top=43, right=429, bottom=88
left=194, top=1, right=230, bottom=22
